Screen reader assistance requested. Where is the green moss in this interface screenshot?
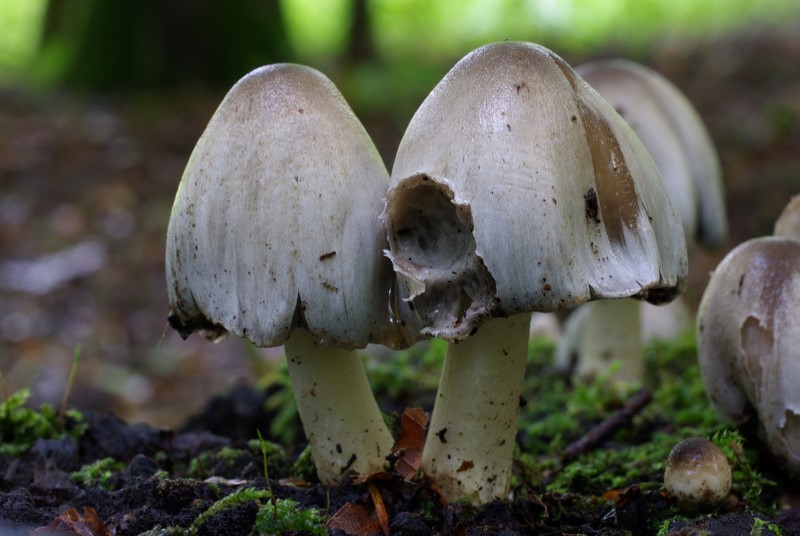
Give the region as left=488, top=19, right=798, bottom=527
left=186, top=486, right=325, bottom=536
left=643, top=332, right=719, bottom=429
left=259, top=358, right=302, bottom=447
left=711, top=429, right=776, bottom=514
left=252, top=497, right=326, bottom=535
left=291, top=445, right=317, bottom=483
left=188, top=487, right=267, bottom=534
left=367, top=339, right=446, bottom=402
left=0, top=387, right=86, bottom=456
left=750, top=517, right=783, bottom=536
left=183, top=441, right=288, bottom=481
left=545, top=432, right=672, bottom=495
left=70, top=457, right=126, bottom=490
left=514, top=331, right=782, bottom=530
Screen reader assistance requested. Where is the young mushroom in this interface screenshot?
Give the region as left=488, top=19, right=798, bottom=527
left=382, top=42, right=687, bottom=504
left=166, top=64, right=416, bottom=485
left=664, top=436, right=732, bottom=512
left=557, top=58, right=728, bottom=383
left=697, top=199, right=800, bottom=475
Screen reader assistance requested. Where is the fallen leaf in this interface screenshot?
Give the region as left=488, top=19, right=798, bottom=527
left=33, top=506, right=112, bottom=536
left=352, top=471, right=392, bottom=485
left=367, top=483, right=390, bottom=536
left=391, top=407, right=428, bottom=481
left=601, top=488, right=624, bottom=501
left=325, top=503, right=383, bottom=536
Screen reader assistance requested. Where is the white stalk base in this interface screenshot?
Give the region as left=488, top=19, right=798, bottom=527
left=284, top=328, right=394, bottom=485
left=576, top=298, right=643, bottom=384
left=420, top=313, right=531, bottom=504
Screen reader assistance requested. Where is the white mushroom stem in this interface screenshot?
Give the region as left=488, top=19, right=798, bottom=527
left=283, top=328, right=394, bottom=485
left=574, top=298, right=644, bottom=385
left=421, top=313, right=531, bottom=504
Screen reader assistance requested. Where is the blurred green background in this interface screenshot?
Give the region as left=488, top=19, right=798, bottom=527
left=2, top=0, right=799, bottom=108
left=0, top=0, right=798, bottom=428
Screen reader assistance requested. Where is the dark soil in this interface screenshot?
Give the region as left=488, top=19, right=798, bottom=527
left=1, top=381, right=798, bottom=535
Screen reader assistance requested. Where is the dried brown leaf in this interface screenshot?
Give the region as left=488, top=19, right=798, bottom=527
left=325, top=503, right=383, bottom=536
left=392, top=407, right=428, bottom=481
left=34, top=506, right=112, bottom=536
left=352, top=471, right=393, bottom=485
left=367, top=483, right=390, bottom=536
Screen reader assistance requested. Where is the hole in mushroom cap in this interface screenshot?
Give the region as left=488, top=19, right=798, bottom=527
left=383, top=174, right=497, bottom=341
left=387, top=178, right=474, bottom=271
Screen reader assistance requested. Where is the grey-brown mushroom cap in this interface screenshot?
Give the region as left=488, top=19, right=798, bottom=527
left=384, top=42, right=687, bottom=338
left=664, top=437, right=731, bottom=511
left=697, top=236, right=800, bottom=473
left=576, top=59, right=728, bottom=249
left=166, top=64, right=416, bottom=350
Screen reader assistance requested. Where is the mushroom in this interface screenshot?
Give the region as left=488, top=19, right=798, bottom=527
left=166, top=64, right=416, bottom=485
left=664, top=436, right=732, bottom=512
left=381, top=42, right=687, bottom=504
left=697, top=200, right=800, bottom=475
left=557, top=58, right=728, bottom=383
left=576, top=59, right=727, bottom=249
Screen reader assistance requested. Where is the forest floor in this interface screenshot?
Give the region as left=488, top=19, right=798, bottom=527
left=0, top=29, right=799, bottom=535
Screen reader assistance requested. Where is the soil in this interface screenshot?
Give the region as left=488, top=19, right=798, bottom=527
left=1, top=29, right=800, bottom=536
left=1, top=382, right=798, bottom=535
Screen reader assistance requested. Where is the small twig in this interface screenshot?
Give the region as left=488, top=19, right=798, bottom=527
left=561, top=388, right=652, bottom=464
left=256, top=429, right=278, bottom=520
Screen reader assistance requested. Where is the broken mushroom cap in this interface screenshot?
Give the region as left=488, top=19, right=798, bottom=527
left=697, top=236, right=800, bottom=475
left=774, top=194, right=800, bottom=240
left=576, top=58, right=728, bottom=250
left=664, top=437, right=732, bottom=512
left=383, top=42, right=688, bottom=342
left=382, top=41, right=688, bottom=505
left=167, top=63, right=413, bottom=350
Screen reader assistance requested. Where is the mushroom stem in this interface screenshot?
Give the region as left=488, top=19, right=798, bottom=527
left=283, top=328, right=394, bottom=485
left=420, top=312, right=532, bottom=504
left=575, top=298, right=644, bottom=384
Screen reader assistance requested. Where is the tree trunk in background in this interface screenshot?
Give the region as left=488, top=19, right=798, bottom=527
left=38, top=0, right=292, bottom=91
left=346, top=0, right=374, bottom=64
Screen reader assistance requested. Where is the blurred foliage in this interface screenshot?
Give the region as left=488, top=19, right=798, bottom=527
left=1, top=0, right=799, bottom=90
left=34, top=0, right=291, bottom=91
left=0, top=0, right=47, bottom=78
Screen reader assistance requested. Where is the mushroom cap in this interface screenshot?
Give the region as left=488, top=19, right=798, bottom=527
left=697, top=236, right=800, bottom=474
left=774, top=194, right=800, bottom=240
left=166, top=64, right=415, bottom=349
left=383, top=42, right=687, bottom=341
left=576, top=59, right=728, bottom=250
left=664, top=437, right=731, bottom=512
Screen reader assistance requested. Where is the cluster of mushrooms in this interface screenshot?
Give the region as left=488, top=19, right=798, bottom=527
left=165, top=40, right=798, bottom=507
